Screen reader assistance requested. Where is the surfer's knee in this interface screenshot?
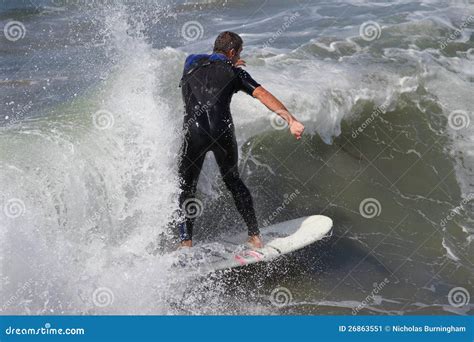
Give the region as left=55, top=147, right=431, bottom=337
left=222, top=169, right=243, bottom=189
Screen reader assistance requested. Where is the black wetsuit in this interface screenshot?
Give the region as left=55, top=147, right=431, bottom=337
left=177, top=53, right=261, bottom=241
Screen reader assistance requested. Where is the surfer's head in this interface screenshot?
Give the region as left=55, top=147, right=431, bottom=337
left=213, top=31, right=243, bottom=65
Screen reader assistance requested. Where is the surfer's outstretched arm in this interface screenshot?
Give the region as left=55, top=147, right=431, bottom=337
left=252, top=86, right=305, bottom=140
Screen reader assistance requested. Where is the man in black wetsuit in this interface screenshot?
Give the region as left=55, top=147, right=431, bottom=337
left=177, top=31, right=304, bottom=248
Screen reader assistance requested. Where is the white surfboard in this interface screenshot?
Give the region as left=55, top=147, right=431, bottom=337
left=171, top=215, right=333, bottom=272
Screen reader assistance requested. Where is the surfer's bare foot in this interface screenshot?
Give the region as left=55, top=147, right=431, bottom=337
left=247, top=235, right=263, bottom=249
left=179, top=240, right=192, bottom=248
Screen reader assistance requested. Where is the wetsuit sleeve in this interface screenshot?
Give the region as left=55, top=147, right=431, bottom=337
left=233, top=68, right=261, bottom=96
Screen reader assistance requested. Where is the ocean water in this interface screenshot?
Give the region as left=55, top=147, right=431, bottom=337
left=0, top=0, right=472, bottom=315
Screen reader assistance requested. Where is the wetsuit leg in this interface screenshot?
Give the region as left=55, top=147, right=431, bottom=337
left=177, top=133, right=206, bottom=241
left=212, top=131, right=260, bottom=236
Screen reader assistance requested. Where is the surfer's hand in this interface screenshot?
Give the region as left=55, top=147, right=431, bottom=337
left=289, top=120, right=304, bottom=140
left=235, top=59, right=246, bottom=67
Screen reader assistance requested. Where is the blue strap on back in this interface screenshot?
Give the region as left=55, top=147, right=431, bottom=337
left=183, top=53, right=230, bottom=73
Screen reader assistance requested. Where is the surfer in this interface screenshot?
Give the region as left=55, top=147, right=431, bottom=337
left=177, top=31, right=304, bottom=248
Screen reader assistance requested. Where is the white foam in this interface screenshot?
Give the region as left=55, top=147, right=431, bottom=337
left=442, top=238, right=460, bottom=262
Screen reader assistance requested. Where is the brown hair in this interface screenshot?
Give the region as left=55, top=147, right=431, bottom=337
left=213, top=31, right=243, bottom=54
